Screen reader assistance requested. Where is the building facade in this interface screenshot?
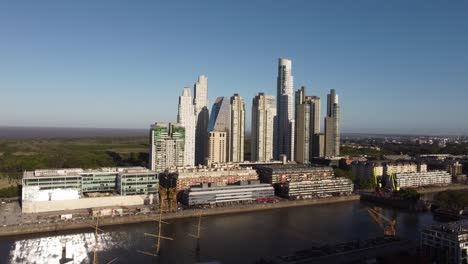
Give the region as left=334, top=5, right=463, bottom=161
left=421, top=221, right=468, bottom=263
left=208, top=131, right=228, bottom=164
left=294, top=86, right=322, bottom=163
left=150, top=123, right=185, bottom=172
left=230, top=94, right=245, bottom=162
left=177, top=87, right=196, bottom=166
left=194, top=75, right=209, bottom=165
left=181, top=181, right=274, bottom=206
left=324, top=89, right=340, bottom=157
left=275, top=58, right=295, bottom=161
left=174, top=164, right=259, bottom=191
left=251, top=93, right=276, bottom=162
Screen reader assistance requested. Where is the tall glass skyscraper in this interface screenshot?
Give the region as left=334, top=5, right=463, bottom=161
left=275, top=58, right=295, bottom=161
left=325, top=89, right=340, bottom=157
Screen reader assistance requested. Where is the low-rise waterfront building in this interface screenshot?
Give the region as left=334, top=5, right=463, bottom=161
left=22, top=167, right=159, bottom=213
left=174, top=163, right=259, bottom=191
left=275, top=178, right=353, bottom=200
left=421, top=220, right=468, bottom=263
left=384, top=171, right=452, bottom=189
left=254, top=164, right=335, bottom=184
left=181, top=180, right=274, bottom=206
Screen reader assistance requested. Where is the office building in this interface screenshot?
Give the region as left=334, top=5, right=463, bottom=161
left=421, top=221, right=468, bottom=263
left=150, top=122, right=185, bottom=172
left=177, top=87, right=196, bottom=166
left=276, top=178, right=353, bottom=200
left=251, top=93, right=276, bottom=162
left=275, top=58, right=295, bottom=161
left=208, top=131, right=228, bottom=164
left=22, top=167, right=159, bottom=213
left=194, top=75, right=209, bottom=165
left=294, top=86, right=322, bottom=163
left=324, top=89, right=340, bottom=157
left=230, top=94, right=245, bottom=162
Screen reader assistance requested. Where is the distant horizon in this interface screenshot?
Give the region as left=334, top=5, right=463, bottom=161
left=0, top=125, right=465, bottom=139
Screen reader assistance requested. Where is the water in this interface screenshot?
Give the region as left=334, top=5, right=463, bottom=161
left=0, top=200, right=437, bottom=264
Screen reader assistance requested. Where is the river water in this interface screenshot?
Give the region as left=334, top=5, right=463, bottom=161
left=0, top=200, right=438, bottom=264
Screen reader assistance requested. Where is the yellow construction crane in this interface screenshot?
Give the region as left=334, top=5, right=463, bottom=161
left=367, top=207, right=397, bottom=237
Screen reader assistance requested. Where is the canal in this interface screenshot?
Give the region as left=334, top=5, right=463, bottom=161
left=0, top=200, right=439, bottom=264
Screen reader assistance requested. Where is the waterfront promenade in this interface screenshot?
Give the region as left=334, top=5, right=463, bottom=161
left=0, top=195, right=359, bottom=237
left=2, top=184, right=468, bottom=237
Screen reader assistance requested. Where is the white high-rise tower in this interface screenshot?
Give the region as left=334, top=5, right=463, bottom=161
left=251, top=93, right=276, bottom=162
left=177, top=87, right=196, bottom=166
left=275, top=58, right=295, bottom=161
left=194, top=75, right=209, bottom=165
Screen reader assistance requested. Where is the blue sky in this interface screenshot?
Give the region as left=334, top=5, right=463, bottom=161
left=1, top=0, right=467, bottom=135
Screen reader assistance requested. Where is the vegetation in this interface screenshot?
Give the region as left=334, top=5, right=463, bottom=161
left=0, top=137, right=149, bottom=173
left=399, top=189, right=420, bottom=201
left=434, top=190, right=468, bottom=210
left=334, top=168, right=355, bottom=181
left=359, top=178, right=376, bottom=190
left=0, top=186, right=19, bottom=198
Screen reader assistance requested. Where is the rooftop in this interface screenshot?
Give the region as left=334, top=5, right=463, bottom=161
left=23, top=167, right=153, bottom=179
left=254, top=164, right=333, bottom=173
left=424, top=220, right=468, bottom=236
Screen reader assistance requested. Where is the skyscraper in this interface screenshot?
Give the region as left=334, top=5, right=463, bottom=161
left=230, top=94, right=245, bottom=162
left=324, top=89, right=340, bottom=157
left=194, top=75, right=209, bottom=165
left=149, top=123, right=185, bottom=172
left=177, top=87, right=196, bottom=166
left=251, top=93, right=276, bottom=162
left=275, top=58, right=295, bottom=161
left=295, top=86, right=322, bottom=163
left=207, top=97, right=231, bottom=163
left=294, top=86, right=310, bottom=163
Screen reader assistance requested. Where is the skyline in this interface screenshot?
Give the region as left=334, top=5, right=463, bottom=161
left=1, top=1, right=468, bottom=135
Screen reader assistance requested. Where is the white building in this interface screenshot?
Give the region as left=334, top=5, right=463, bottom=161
left=230, top=94, right=245, bottom=162
left=194, top=75, right=209, bottom=165
left=388, top=171, right=452, bottom=188
left=421, top=221, right=468, bottom=263
left=251, top=93, right=276, bottom=162
left=178, top=87, right=196, bottom=166
left=275, top=58, right=295, bottom=161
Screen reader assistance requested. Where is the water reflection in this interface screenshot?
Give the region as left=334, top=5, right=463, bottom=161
left=1, top=201, right=438, bottom=264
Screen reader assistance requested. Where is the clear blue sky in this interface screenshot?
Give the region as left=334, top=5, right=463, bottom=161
left=1, top=0, right=467, bottom=135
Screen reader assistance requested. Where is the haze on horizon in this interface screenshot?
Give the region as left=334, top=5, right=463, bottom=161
left=1, top=0, right=467, bottom=136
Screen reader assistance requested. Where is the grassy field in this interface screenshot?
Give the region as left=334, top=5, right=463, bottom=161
left=0, top=137, right=149, bottom=176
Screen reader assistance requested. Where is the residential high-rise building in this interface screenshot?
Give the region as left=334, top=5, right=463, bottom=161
left=251, top=93, right=276, bottom=162
left=295, top=86, right=322, bottom=163
left=313, top=133, right=325, bottom=158
left=207, top=97, right=231, bottom=163
left=149, top=123, right=185, bottom=172
left=294, top=86, right=310, bottom=164
left=177, top=87, right=196, bottom=166
left=275, top=58, right=295, bottom=161
left=230, top=94, right=245, bottom=162
left=208, top=131, right=228, bottom=164
left=194, top=75, right=209, bottom=165
left=324, top=89, right=340, bottom=157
